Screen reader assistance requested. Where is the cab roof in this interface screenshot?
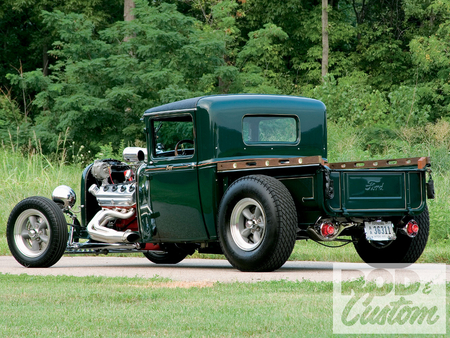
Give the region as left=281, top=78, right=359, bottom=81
left=143, top=94, right=325, bottom=117
left=142, top=94, right=328, bottom=161
left=143, top=97, right=203, bottom=115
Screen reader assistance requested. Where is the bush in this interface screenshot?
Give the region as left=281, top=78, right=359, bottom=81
left=309, top=73, right=389, bottom=127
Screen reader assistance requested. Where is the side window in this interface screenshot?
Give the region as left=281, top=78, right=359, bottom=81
left=243, top=116, right=299, bottom=144
left=152, top=115, right=194, bottom=158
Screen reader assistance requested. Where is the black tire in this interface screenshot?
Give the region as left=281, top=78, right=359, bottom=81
left=143, top=244, right=188, bottom=264
left=353, top=206, right=430, bottom=264
left=217, top=175, right=297, bottom=272
left=7, top=196, right=68, bottom=268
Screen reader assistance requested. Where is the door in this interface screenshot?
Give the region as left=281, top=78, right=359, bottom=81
left=139, top=113, right=208, bottom=242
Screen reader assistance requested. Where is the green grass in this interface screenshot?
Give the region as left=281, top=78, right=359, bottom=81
left=0, top=273, right=448, bottom=338
left=0, top=147, right=81, bottom=238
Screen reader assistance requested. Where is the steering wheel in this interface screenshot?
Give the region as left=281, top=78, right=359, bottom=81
left=174, top=139, right=194, bottom=156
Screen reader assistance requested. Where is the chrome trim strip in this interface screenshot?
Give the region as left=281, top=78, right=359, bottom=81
left=217, top=163, right=321, bottom=173
left=143, top=108, right=197, bottom=117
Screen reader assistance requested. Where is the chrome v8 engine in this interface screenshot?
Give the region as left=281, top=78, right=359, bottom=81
left=88, top=182, right=136, bottom=208
left=88, top=158, right=138, bottom=208
left=84, top=149, right=145, bottom=243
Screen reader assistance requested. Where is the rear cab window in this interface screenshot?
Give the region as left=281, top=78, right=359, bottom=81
left=242, top=115, right=299, bottom=145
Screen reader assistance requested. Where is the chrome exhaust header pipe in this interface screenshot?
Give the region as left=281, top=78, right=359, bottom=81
left=87, top=208, right=139, bottom=243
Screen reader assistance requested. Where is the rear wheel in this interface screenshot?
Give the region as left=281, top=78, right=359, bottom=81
left=7, top=197, right=68, bottom=267
left=353, top=206, right=429, bottom=264
left=217, top=175, right=297, bottom=272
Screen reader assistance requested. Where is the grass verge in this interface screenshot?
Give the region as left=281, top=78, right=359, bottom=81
left=0, top=274, right=448, bottom=338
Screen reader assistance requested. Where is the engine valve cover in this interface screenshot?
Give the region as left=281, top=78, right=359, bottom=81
left=89, top=182, right=136, bottom=207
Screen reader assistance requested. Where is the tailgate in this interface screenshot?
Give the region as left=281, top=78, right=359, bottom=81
left=326, top=157, right=429, bottom=216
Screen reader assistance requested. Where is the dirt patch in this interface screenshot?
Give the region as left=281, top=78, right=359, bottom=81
left=131, top=281, right=215, bottom=289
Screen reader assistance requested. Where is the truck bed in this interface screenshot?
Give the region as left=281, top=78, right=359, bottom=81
left=216, top=155, right=431, bottom=221
left=325, top=157, right=430, bottom=217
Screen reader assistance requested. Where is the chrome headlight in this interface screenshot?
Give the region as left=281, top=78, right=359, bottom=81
left=52, top=185, right=77, bottom=209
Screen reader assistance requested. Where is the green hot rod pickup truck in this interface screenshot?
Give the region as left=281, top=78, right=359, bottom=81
left=7, top=95, right=434, bottom=272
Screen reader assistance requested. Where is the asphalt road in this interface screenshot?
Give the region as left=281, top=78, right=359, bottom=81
left=0, top=256, right=448, bottom=283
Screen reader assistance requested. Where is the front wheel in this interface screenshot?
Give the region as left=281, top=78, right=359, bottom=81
left=217, top=175, right=297, bottom=272
left=7, top=197, right=68, bottom=267
left=143, top=244, right=188, bottom=264
left=353, top=206, right=430, bottom=264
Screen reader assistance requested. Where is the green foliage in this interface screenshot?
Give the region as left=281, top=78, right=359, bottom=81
left=0, top=88, right=36, bottom=151
left=408, top=0, right=450, bottom=121
left=211, top=0, right=241, bottom=39
left=237, top=23, right=288, bottom=71
left=0, top=0, right=124, bottom=119
left=360, top=126, right=398, bottom=155
left=309, top=73, right=436, bottom=129
left=309, top=73, right=389, bottom=126
left=388, top=85, right=431, bottom=126
left=0, top=89, right=22, bottom=127
left=229, top=23, right=288, bottom=93
left=14, top=1, right=227, bottom=154
left=94, top=141, right=126, bottom=160
left=3, top=0, right=450, bottom=159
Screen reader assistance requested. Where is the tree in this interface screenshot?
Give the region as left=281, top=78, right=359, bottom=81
left=0, top=0, right=124, bottom=124
left=124, top=0, right=136, bottom=21
left=408, top=0, right=450, bottom=120
left=7, top=1, right=227, bottom=153
left=5, top=0, right=450, bottom=157
left=322, top=0, right=329, bottom=78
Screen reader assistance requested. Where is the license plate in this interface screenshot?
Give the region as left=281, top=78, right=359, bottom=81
left=364, top=221, right=396, bottom=241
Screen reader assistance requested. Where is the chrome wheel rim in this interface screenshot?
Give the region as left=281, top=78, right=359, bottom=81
left=14, top=209, right=51, bottom=258
left=230, top=198, right=266, bottom=251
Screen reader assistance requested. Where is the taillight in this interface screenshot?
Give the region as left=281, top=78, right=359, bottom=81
left=320, top=222, right=337, bottom=238
left=404, top=220, right=419, bottom=238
